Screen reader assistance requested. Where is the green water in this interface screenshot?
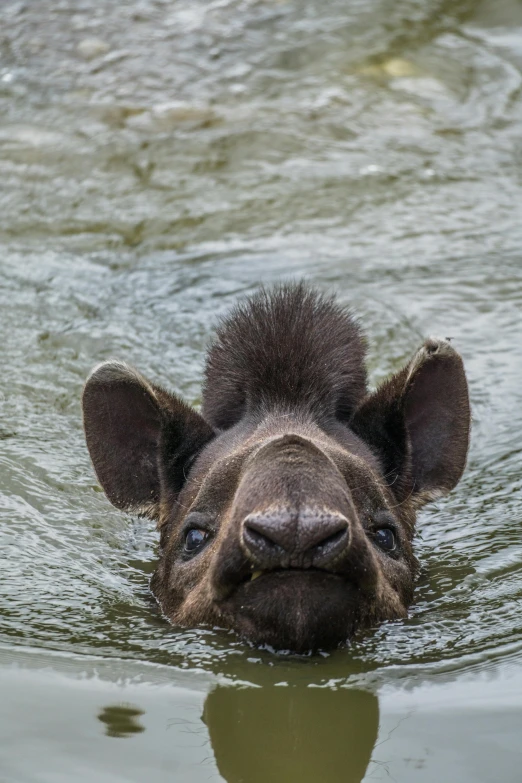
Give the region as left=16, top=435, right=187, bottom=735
left=1, top=0, right=522, bottom=780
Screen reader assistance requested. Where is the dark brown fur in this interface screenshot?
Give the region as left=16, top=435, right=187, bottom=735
left=82, top=284, right=470, bottom=653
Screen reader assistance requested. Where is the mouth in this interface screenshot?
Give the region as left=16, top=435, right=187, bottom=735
left=247, top=567, right=338, bottom=582
left=209, top=539, right=355, bottom=606
left=228, top=566, right=349, bottom=602
left=212, top=561, right=347, bottom=602
left=217, top=566, right=359, bottom=653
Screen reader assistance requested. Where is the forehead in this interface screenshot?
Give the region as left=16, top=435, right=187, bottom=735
left=172, top=412, right=387, bottom=517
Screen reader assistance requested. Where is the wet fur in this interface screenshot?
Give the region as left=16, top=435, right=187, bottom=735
left=203, top=283, right=367, bottom=428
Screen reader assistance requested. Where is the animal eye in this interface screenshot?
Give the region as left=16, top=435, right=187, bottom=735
left=184, top=528, right=209, bottom=555
left=374, top=527, right=396, bottom=552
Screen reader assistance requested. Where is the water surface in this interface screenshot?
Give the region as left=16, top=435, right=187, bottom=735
left=1, top=0, right=522, bottom=780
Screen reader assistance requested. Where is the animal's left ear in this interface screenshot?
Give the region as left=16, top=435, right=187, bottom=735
left=351, top=339, right=471, bottom=504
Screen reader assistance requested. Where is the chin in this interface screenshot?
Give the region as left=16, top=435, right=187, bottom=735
left=219, top=570, right=362, bottom=654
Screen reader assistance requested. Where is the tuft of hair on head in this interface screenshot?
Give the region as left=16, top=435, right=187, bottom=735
left=202, top=282, right=368, bottom=429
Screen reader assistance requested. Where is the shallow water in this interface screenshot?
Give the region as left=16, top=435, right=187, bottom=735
left=1, top=0, right=522, bottom=780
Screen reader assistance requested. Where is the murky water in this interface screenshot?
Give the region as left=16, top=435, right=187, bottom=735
left=1, top=0, right=522, bottom=780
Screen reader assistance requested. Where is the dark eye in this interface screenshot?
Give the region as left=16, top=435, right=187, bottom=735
left=374, top=527, right=396, bottom=552
left=184, top=528, right=209, bottom=555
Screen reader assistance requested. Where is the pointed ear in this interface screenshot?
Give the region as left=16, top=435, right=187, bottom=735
left=351, top=339, right=470, bottom=504
left=82, top=361, right=214, bottom=518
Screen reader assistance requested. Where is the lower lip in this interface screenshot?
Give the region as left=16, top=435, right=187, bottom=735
left=246, top=568, right=343, bottom=584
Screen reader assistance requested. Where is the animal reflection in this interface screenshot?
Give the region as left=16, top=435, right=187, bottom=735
left=202, top=684, right=379, bottom=783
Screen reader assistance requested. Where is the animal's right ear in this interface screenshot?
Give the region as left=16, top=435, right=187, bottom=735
left=82, top=361, right=215, bottom=518
left=351, top=339, right=470, bottom=506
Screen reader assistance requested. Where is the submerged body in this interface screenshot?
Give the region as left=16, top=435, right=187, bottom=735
left=82, top=284, right=470, bottom=652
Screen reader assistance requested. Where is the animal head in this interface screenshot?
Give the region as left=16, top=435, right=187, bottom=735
left=82, top=284, right=470, bottom=653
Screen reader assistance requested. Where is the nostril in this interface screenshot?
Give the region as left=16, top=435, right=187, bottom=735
left=243, top=512, right=296, bottom=556
left=305, top=527, right=349, bottom=568
left=298, top=511, right=349, bottom=552
left=313, top=528, right=347, bottom=552
left=243, top=525, right=283, bottom=553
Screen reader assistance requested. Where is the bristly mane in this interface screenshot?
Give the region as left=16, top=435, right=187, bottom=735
left=202, top=283, right=368, bottom=429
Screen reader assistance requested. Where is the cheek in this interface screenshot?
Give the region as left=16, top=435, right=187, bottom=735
left=165, top=541, right=219, bottom=599
left=170, top=549, right=223, bottom=625
left=381, top=558, right=415, bottom=604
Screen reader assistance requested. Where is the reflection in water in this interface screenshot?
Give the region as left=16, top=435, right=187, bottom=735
left=203, top=685, right=378, bottom=783
left=97, top=704, right=145, bottom=739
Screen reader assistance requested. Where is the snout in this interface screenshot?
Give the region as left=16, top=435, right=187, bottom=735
left=208, top=430, right=384, bottom=651
left=242, top=507, right=350, bottom=570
